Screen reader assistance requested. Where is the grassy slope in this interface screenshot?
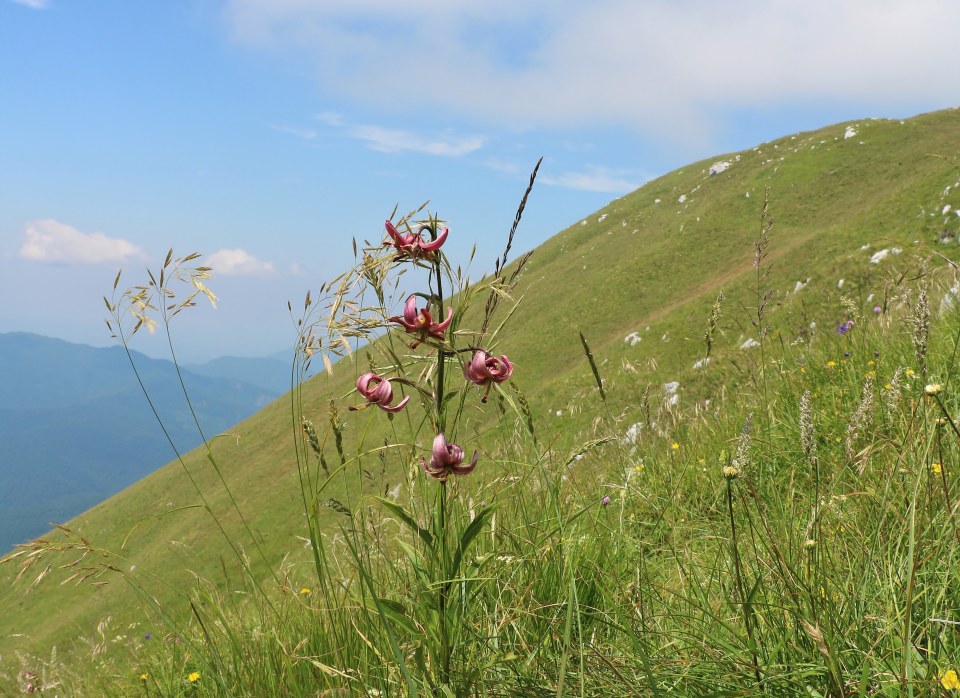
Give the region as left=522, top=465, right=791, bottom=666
left=2, top=108, right=960, bottom=665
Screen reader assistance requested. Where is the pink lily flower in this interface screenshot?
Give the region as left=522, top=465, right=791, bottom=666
left=389, top=294, right=453, bottom=347
left=350, top=371, right=410, bottom=413
left=422, top=433, right=478, bottom=481
left=464, top=350, right=513, bottom=402
left=384, top=220, right=449, bottom=261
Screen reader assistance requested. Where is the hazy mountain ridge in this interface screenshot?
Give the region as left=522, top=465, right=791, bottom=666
left=0, top=332, right=283, bottom=552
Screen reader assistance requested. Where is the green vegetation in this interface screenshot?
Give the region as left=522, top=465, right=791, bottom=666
left=4, top=109, right=960, bottom=695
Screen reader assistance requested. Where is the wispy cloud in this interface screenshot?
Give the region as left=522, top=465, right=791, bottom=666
left=350, top=125, right=483, bottom=156
left=540, top=166, right=644, bottom=194
left=311, top=112, right=485, bottom=156
left=11, top=0, right=49, bottom=9
left=225, top=0, right=960, bottom=141
left=206, top=248, right=275, bottom=277
left=19, top=219, right=145, bottom=264
left=269, top=123, right=317, bottom=140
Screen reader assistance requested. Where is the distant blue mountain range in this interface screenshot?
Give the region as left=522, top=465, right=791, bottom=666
left=0, top=332, right=292, bottom=554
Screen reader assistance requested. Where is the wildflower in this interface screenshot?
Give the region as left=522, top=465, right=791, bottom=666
left=144, top=632, right=152, bottom=640
left=722, top=465, right=741, bottom=479
left=800, top=390, right=816, bottom=464
left=803, top=538, right=817, bottom=550
left=874, top=306, right=882, bottom=314
left=906, top=368, right=916, bottom=377
left=925, top=383, right=943, bottom=396
left=867, top=359, right=875, bottom=366
left=140, top=673, right=149, bottom=681
left=837, top=320, right=854, bottom=334
left=299, top=587, right=312, bottom=596
left=384, top=220, right=448, bottom=261
left=826, top=360, right=836, bottom=367
left=913, top=287, right=930, bottom=375
left=671, top=442, right=680, bottom=450
left=941, top=669, right=960, bottom=691
left=932, top=463, right=943, bottom=475
left=601, top=495, right=611, bottom=506
left=422, top=433, right=478, bottom=481
left=464, top=350, right=514, bottom=401
left=188, top=671, right=201, bottom=684
left=389, top=294, right=453, bottom=347
left=351, top=372, right=410, bottom=413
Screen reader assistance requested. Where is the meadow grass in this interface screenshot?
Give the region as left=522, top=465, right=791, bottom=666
left=4, top=111, right=960, bottom=695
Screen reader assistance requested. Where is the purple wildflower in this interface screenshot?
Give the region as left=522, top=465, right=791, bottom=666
left=351, top=372, right=410, bottom=414
left=422, top=433, right=478, bottom=482
left=464, top=350, right=514, bottom=402
left=601, top=495, right=611, bottom=507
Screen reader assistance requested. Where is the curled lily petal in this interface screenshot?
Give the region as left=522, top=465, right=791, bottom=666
left=389, top=294, right=452, bottom=346
left=422, top=433, right=477, bottom=481
left=419, top=227, right=448, bottom=252
left=464, top=351, right=513, bottom=401
left=352, top=371, right=409, bottom=413
left=384, top=221, right=448, bottom=260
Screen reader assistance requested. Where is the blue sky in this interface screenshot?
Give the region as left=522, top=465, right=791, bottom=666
left=1, top=0, right=957, bottom=361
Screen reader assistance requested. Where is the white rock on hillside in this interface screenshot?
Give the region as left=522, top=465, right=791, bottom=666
left=678, top=194, right=687, bottom=203
left=624, top=331, right=642, bottom=346
left=664, top=381, right=680, bottom=395
left=740, top=338, right=760, bottom=350
left=844, top=126, right=858, bottom=139
left=870, top=249, right=890, bottom=263
left=709, top=161, right=731, bottom=175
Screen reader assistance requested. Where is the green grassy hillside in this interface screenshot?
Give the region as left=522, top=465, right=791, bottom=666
left=3, top=108, right=960, bottom=691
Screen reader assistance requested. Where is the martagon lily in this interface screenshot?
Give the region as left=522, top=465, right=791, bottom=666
left=350, top=371, right=410, bottom=413
left=464, top=350, right=513, bottom=402
left=423, top=433, right=478, bottom=481
left=389, top=294, right=453, bottom=347
left=384, top=220, right=448, bottom=261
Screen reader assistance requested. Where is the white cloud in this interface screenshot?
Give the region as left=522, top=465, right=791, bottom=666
left=12, top=0, right=49, bottom=8
left=19, top=219, right=145, bottom=264
left=224, top=0, right=960, bottom=140
left=540, top=166, right=644, bottom=194
left=349, top=125, right=483, bottom=156
left=206, top=249, right=275, bottom=276
left=269, top=123, right=317, bottom=139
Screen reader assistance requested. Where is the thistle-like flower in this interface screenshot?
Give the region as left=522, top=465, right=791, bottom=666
left=389, top=294, right=453, bottom=347
left=350, top=372, right=410, bottom=413
left=464, top=350, right=513, bottom=402
left=925, top=383, right=943, bottom=396
left=384, top=220, right=448, bottom=261
left=422, top=433, right=478, bottom=481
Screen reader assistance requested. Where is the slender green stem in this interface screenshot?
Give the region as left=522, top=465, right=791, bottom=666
left=726, top=479, right=763, bottom=690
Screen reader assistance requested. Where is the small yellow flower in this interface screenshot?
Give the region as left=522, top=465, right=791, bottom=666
left=906, top=368, right=916, bottom=377
left=885, top=383, right=892, bottom=390
left=925, top=383, right=943, bottom=396
left=698, top=458, right=705, bottom=466
left=941, top=669, right=960, bottom=691
left=188, top=671, right=201, bottom=684
left=299, top=587, right=312, bottom=596
left=722, top=465, right=741, bottom=479
left=932, top=463, right=943, bottom=475
left=139, top=673, right=149, bottom=682
left=800, top=367, right=807, bottom=374
left=671, top=442, right=680, bottom=450
left=826, top=360, right=836, bottom=367
left=867, top=359, right=875, bottom=366
left=865, top=370, right=876, bottom=378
